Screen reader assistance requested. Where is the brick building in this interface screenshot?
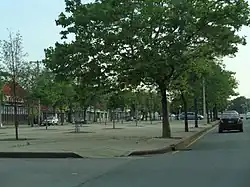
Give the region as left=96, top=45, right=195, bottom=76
left=1, top=81, right=28, bottom=125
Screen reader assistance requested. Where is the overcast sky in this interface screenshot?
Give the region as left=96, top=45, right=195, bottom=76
left=1, top=0, right=250, bottom=97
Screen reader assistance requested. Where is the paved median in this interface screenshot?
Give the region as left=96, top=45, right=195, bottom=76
left=0, top=120, right=218, bottom=158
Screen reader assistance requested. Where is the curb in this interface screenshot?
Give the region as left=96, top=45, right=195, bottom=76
left=0, top=152, right=83, bottom=158
left=127, top=121, right=219, bottom=156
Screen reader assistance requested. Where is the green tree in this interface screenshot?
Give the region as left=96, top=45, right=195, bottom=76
left=49, top=0, right=250, bottom=138
left=107, top=92, right=126, bottom=128
left=172, top=59, right=238, bottom=124
left=227, top=96, right=247, bottom=113
left=32, top=70, right=77, bottom=126
left=0, top=30, right=28, bottom=140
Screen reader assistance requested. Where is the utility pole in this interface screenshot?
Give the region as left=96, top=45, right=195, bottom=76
left=202, top=77, right=206, bottom=119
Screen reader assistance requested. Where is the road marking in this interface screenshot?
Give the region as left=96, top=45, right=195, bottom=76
left=172, top=151, right=179, bottom=154
left=172, top=125, right=217, bottom=154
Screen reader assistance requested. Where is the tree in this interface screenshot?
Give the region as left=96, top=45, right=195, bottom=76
left=0, top=30, right=28, bottom=140
left=49, top=0, right=250, bottom=138
left=171, top=58, right=238, bottom=125
left=107, top=92, right=126, bottom=128
left=32, top=70, right=76, bottom=123
left=205, top=64, right=238, bottom=118
left=228, top=96, right=247, bottom=113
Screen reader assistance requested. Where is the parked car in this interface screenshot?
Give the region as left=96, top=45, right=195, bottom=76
left=179, top=112, right=204, bottom=120
left=218, top=111, right=243, bottom=133
left=41, top=116, right=59, bottom=126
left=74, top=119, right=87, bottom=124
left=246, top=112, right=250, bottom=120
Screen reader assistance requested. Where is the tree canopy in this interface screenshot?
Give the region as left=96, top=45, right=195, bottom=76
left=43, top=0, right=250, bottom=137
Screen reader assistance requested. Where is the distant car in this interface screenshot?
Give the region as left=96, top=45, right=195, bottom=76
left=169, top=113, right=176, bottom=120
left=41, top=116, right=59, bottom=126
left=246, top=112, right=250, bottom=120
left=74, top=119, right=87, bottom=124
left=218, top=111, right=243, bottom=133
left=179, top=112, right=204, bottom=120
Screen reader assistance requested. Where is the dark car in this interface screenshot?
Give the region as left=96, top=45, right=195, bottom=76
left=218, top=111, right=243, bottom=133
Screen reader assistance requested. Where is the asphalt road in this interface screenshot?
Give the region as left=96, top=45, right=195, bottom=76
left=2, top=120, right=250, bottom=187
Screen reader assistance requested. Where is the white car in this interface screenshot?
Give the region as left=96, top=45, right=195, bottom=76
left=42, top=116, right=59, bottom=126
left=246, top=112, right=250, bottom=120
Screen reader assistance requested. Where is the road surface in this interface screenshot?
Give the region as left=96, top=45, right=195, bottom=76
left=2, top=120, right=250, bottom=187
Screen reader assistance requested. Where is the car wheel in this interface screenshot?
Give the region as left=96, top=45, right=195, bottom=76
left=219, top=129, right=223, bottom=133
left=239, top=128, right=243, bottom=132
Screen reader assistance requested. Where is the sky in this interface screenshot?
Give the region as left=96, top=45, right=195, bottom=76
left=0, top=0, right=250, bottom=97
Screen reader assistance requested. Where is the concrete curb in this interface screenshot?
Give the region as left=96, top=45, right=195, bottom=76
left=127, top=121, right=219, bottom=156
left=0, top=152, right=83, bottom=158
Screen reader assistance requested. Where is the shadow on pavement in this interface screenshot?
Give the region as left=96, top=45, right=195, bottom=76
left=65, top=131, right=95, bottom=134
left=211, top=131, right=242, bottom=134
left=0, top=152, right=83, bottom=158
left=0, top=138, right=37, bottom=141
left=32, top=128, right=59, bottom=131
left=102, top=127, right=125, bottom=130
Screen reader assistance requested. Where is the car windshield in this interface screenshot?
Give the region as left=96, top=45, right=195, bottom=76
left=221, top=112, right=239, bottom=118
left=47, top=116, right=54, bottom=120
left=224, top=110, right=238, bottom=114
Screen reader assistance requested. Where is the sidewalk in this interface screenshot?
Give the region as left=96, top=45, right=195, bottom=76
left=0, top=120, right=216, bottom=158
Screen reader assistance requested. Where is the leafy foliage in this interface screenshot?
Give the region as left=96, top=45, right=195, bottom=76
left=43, top=0, right=250, bottom=137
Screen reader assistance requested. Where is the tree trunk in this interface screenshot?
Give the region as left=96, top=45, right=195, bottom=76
left=160, top=86, right=171, bottom=138
left=210, top=110, right=213, bottom=122
left=13, top=81, right=18, bottom=140
left=194, top=96, right=198, bottom=128
left=212, top=106, right=216, bottom=121
left=53, top=106, right=56, bottom=116
left=27, top=103, right=30, bottom=126
left=112, top=110, right=115, bottom=129
left=93, top=107, right=97, bottom=122
left=60, top=108, right=64, bottom=125
left=149, top=110, right=153, bottom=124
left=0, top=102, right=2, bottom=127
left=135, top=108, right=138, bottom=126
left=181, top=93, right=189, bottom=132
left=141, top=111, right=145, bottom=121
left=121, top=108, right=124, bottom=124
left=214, top=104, right=218, bottom=119
left=83, top=107, right=87, bottom=122
left=38, top=99, right=41, bottom=126
left=206, top=101, right=210, bottom=124
left=31, top=102, right=34, bottom=127
left=68, top=104, right=73, bottom=123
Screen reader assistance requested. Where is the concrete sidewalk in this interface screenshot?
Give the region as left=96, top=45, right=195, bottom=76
left=0, top=120, right=216, bottom=158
